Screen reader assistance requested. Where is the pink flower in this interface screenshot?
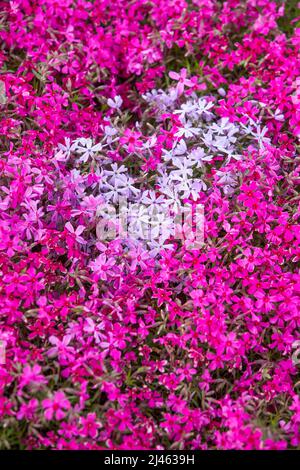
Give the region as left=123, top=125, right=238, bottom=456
left=238, top=182, right=263, bottom=208
left=169, top=68, right=194, bottom=95
left=1, top=0, right=300, bottom=451
left=80, top=413, right=102, bottom=438
left=17, top=399, right=39, bottom=420
left=42, top=391, right=71, bottom=421
left=65, top=222, right=86, bottom=245
left=19, top=365, right=47, bottom=390
left=47, top=335, right=75, bottom=362
left=119, top=129, right=142, bottom=153
left=89, top=254, right=116, bottom=281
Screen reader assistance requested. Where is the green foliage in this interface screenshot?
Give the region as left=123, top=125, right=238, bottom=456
left=278, top=0, right=300, bottom=35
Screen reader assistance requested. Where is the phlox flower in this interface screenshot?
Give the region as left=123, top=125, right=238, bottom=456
left=169, top=69, right=194, bottom=96
left=47, top=335, right=75, bottom=362
left=120, top=129, right=143, bottom=153
left=89, top=254, right=116, bottom=281
left=107, top=95, right=123, bottom=110
left=19, top=365, right=47, bottom=390
left=80, top=413, right=102, bottom=438
left=1, top=0, right=300, bottom=451
left=17, top=399, right=39, bottom=420
left=74, top=138, right=103, bottom=162
left=42, top=391, right=71, bottom=421
left=65, top=222, right=86, bottom=245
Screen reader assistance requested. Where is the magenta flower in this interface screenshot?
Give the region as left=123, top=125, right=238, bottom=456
left=0, top=0, right=299, bottom=451
left=19, top=365, right=47, bottom=390
left=89, top=254, right=116, bottom=281
left=119, top=129, right=143, bottom=153
left=17, top=399, right=39, bottom=420
left=65, top=222, right=86, bottom=245
left=42, top=391, right=71, bottom=421
left=80, top=413, right=102, bottom=438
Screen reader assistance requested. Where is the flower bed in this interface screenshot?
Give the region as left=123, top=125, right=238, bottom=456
left=0, top=0, right=300, bottom=450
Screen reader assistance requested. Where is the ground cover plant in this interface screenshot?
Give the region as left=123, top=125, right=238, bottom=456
left=0, top=0, right=300, bottom=450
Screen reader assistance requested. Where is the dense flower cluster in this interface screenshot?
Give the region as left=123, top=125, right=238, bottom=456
left=0, top=0, right=300, bottom=450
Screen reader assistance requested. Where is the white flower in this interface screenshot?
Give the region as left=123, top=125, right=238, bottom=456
left=115, top=174, right=140, bottom=199
left=103, top=125, right=118, bottom=144
left=162, top=139, right=187, bottom=164
left=101, top=173, right=140, bottom=202
left=173, top=178, right=193, bottom=198
left=142, top=88, right=177, bottom=113
left=104, top=164, right=127, bottom=184
left=214, top=135, right=235, bottom=152
left=175, top=120, right=199, bottom=138
left=142, top=135, right=157, bottom=150
left=254, top=124, right=270, bottom=148
left=107, top=95, right=123, bottom=109
left=169, top=158, right=194, bottom=182
left=162, top=148, right=174, bottom=162
left=127, top=204, right=151, bottom=239
left=201, top=131, right=215, bottom=149
left=211, top=118, right=236, bottom=134
left=174, top=139, right=187, bottom=156
left=174, top=177, right=206, bottom=200
left=73, top=138, right=103, bottom=163
left=188, top=147, right=213, bottom=168
left=273, top=108, right=284, bottom=122
left=195, top=98, right=214, bottom=118
left=241, top=119, right=270, bottom=147
left=139, top=190, right=168, bottom=214
left=142, top=89, right=160, bottom=103
left=158, top=185, right=181, bottom=211
left=147, top=239, right=174, bottom=257
left=223, top=184, right=236, bottom=195
left=149, top=210, right=174, bottom=241
left=58, top=137, right=76, bottom=158
left=190, top=179, right=207, bottom=198
left=216, top=170, right=237, bottom=186
left=174, top=101, right=197, bottom=119
left=218, top=88, right=226, bottom=97
left=102, top=182, right=127, bottom=204
left=223, top=148, right=242, bottom=164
